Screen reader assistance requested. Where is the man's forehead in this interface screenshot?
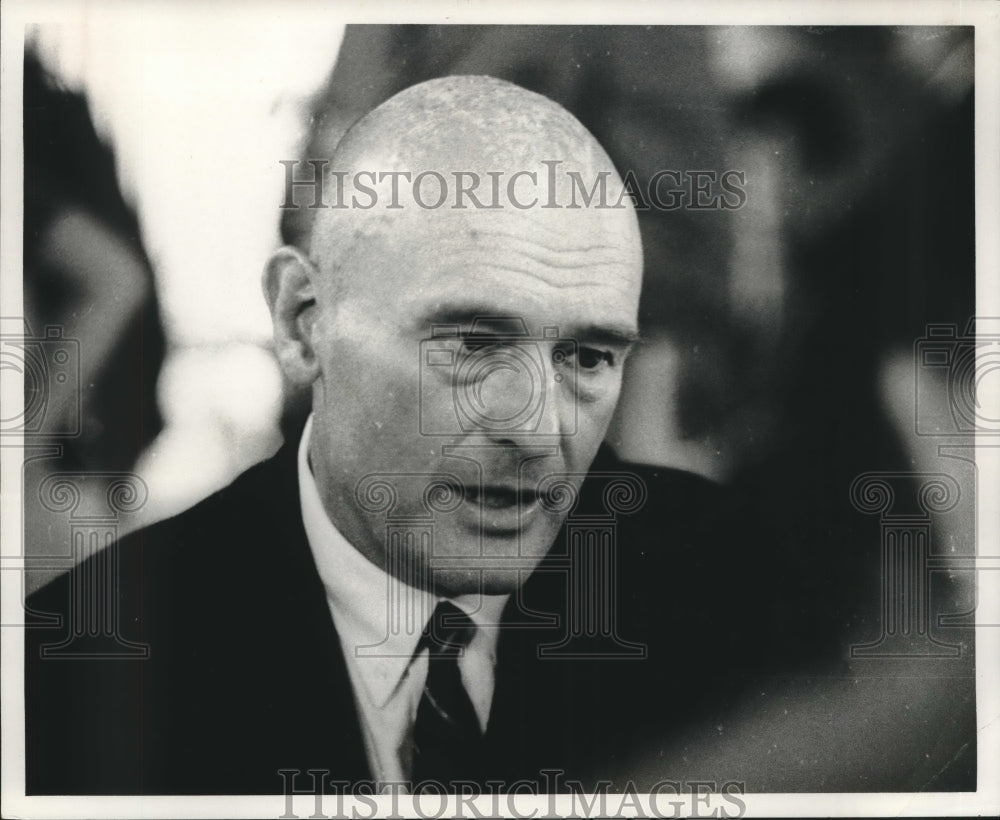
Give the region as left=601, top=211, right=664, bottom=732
left=402, top=202, right=637, bottom=251
left=338, top=205, right=642, bottom=303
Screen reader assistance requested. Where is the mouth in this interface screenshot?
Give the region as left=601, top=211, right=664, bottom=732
left=447, top=482, right=547, bottom=534
left=465, top=485, right=539, bottom=510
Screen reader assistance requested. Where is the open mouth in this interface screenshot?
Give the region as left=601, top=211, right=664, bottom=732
left=464, top=485, right=539, bottom=510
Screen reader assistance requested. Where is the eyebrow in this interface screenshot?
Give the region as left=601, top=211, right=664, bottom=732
left=577, top=325, right=642, bottom=349
left=418, top=305, right=641, bottom=348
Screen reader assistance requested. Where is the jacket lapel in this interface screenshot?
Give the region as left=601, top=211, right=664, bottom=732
left=225, top=441, right=373, bottom=787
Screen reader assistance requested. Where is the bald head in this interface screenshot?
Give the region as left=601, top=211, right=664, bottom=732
left=332, top=74, right=611, bottom=176
left=306, top=75, right=643, bottom=295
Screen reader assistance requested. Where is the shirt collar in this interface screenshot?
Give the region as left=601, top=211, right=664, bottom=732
left=297, top=414, right=509, bottom=708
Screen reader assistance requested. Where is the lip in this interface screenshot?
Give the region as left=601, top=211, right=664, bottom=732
left=467, top=485, right=537, bottom=508
left=453, top=483, right=543, bottom=533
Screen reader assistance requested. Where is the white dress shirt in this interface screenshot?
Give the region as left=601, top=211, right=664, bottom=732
left=297, top=416, right=510, bottom=785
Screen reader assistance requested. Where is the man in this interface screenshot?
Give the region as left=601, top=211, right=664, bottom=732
left=25, top=76, right=750, bottom=795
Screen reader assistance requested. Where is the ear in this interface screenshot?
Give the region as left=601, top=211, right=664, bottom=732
left=262, top=246, right=322, bottom=386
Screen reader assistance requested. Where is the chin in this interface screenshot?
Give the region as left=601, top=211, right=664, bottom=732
left=430, top=567, right=535, bottom=598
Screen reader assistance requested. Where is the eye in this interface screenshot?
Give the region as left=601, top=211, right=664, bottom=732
left=578, top=347, right=615, bottom=370
left=553, top=344, right=615, bottom=371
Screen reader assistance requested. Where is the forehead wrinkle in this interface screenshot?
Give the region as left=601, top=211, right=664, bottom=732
left=415, top=250, right=636, bottom=290
left=454, top=226, right=626, bottom=256
left=414, top=210, right=638, bottom=255
left=467, top=238, right=634, bottom=272
left=463, top=264, right=635, bottom=290
left=427, top=238, right=633, bottom=272
left=495, top=257, right=628, bottom=271
left=422, top=228, right=641, bottom=283
left=448, top=249, right=635, bottom=274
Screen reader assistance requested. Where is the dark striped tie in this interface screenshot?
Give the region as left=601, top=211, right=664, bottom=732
left=411, top=601, right=484, bottom=788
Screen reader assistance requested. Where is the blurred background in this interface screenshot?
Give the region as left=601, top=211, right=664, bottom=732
left=18, top=13, right=978, bottom=790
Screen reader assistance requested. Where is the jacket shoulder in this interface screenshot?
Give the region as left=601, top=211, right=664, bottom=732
left=28, top=446, right=296, bottom=614
left=581, top=448, right=729, bottom=535
left=579, top=451, right=763, bottom=657
left=23, top=443, right=346, bottom=794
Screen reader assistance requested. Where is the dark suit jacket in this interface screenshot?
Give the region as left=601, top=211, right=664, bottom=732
left=25, top=441, right=761, bottom=794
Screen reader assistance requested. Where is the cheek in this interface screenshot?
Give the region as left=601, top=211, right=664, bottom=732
left=316, top=323, right=423, bottom=449
left=563, top=381, right=623, bottom=467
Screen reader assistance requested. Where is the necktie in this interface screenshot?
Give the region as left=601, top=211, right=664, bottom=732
left=410, top=601, right=484, bottom=788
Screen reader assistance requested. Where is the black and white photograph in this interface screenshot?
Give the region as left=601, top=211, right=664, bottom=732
left=1, top=1, right=998, bottom=817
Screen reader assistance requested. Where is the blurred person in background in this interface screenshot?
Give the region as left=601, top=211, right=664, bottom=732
left=24, top=10, right=344, bottom=536
left=22, top=47, right=165, bottom=472
left=19, top=46, right=165, bottom=591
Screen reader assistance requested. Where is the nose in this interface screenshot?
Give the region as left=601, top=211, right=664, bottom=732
left=534, top=348, right=572, bottom=438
